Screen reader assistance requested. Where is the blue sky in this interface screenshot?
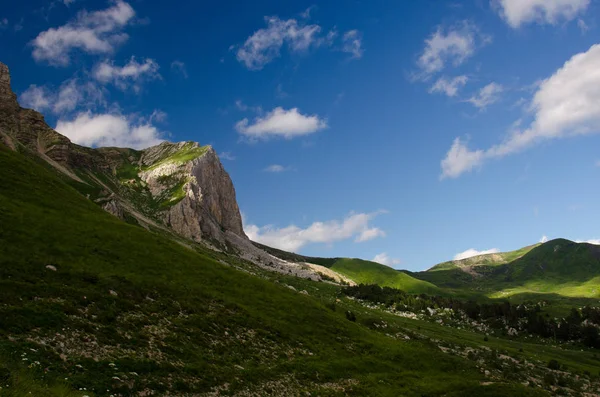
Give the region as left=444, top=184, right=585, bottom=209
left=2, top=0, right=600, bottom=270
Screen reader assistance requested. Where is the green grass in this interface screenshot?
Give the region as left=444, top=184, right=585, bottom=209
left=429, top=244, right=539, bottom=272
left=329, top=258, right=442, bottom=295
left=412, top=240, right=600, bottom=304
left=0, top=144, right=547, bottom=396
left=145, top=142, right=209, bottom=171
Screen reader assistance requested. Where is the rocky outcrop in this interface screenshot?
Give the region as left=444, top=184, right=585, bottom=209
left=0, top=61, right=338, bottom=283
left=0, top=61, right=245, bottom=246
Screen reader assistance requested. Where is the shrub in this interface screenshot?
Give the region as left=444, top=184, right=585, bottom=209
left=345, top=310, right=356, bottom=322
left=548, top=359, right=561, bottom=370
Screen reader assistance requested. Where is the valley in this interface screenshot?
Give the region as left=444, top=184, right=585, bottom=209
left=1, top=59, right=600, bottom=397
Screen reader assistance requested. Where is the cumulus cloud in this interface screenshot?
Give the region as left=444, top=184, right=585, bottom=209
left=429, top=75, right=468, bottom=97
left=417, top=21, right=489, bottom=79
left=31, top=0, right=136, bottom=66
left=20, top=79, right=105, bottom=115
left=234, top=14, right=361, bottom=70
left=20, top=85, right=51, bottom=111
left=540, top=235, right=550, bottom=243
left=467, top=82, right=503, bottom=109
left=440, top=138, right=484, bottom=179
left=372, top=253, right=401, bottom=267
left=55, top=112, right=165, bottom=149
left=235, top=16, right=323, bottom=70
left=441, top=43, right=600, bottom=178
left=493, top=0, right=590, bottom=28
left=342, top=30, right=364, bottom=59
left=93, top=57, right=160, bottom=91
left=454, top=248, right=500, bottom=261
left=356, top=228, right=386, bottom=242
left=244, top=211, right=387, bottom=252
left=171, top=60, right=188, bottom=78
left=236, top=107, right=327, bottom=139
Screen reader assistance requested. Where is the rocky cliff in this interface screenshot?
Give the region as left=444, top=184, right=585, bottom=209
left=0, top=61, right=335, bottom=282
left=0, top=61, right=245, bottom=246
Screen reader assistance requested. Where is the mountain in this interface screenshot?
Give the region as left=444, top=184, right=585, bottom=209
left=0, top=61, right=348, bottom=283
left=255, top=243, right=440, bottom=294
left=0, top=62, right=243, bottom=246
left=3, top=61, right=600, bottom=396
left=0, top=70, right=551, bottom=397
left=412, top=239, right=600, bottom=300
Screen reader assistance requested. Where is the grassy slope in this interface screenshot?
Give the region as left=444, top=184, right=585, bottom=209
left=413, top=240, right=600, bottom=302
left=253, top=243, right=439, bottom=295
left=429, top=244, right=539, bottom=272
left=0, top=145, right=540, bottom=396
left=330, top=259, right=442, bottom=295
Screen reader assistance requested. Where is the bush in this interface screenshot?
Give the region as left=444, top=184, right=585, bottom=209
left=548, top=359, right=561, bottom=370
left=345, top=310, right=356, bottom=322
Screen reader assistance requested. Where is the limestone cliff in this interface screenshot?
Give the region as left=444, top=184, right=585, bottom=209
left=0, top=61, right=335, bottom=282
left=0, top=61, right=245, bottom=245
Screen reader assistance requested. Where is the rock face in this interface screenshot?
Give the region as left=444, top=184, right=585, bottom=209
left=0, top=61, right=246, bottom=245
left=0, top=61, right=337, bottom=283
left=137, top=141, right=245, bottom=243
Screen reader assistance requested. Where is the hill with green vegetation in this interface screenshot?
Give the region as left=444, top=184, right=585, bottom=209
left=0, top=137, right=556, bottom=396
left=411, top=240, right=600, bottom=301
left=327, top=258, right=442, bottom=294
left=428, top=244, right=539, bottom=272
left=254, top=243, right=439, bottom=294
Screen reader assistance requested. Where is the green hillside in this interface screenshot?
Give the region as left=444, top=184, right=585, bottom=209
left=413, top=240, right=600, bottom=301
left=0, top=145, right=544, bottom=395
left=329, top=258, right=442, bottom=294
left=254, top=244, right=441, bottom=294
left=428, top=244, right=539, bottom=272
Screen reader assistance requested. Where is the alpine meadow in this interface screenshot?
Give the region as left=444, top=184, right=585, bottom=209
left=2, top=1, right=600, bottom=396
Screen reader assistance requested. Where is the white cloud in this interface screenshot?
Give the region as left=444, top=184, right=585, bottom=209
left=440, top=137, right=484, bottom=179
left=219, top=152, right=236, bottom=161
left=244, top=211, right=387, bottom=252
left=467, top=82, right=503, bottom=109
left=356, top=228, right=386, bottom=242
left=578, top=18, right=589, bottom=33
left=20, top=85, right=52, bottom=111
left=372, top=253, right=401, bottom=267
left=20, top=79, right=105, bottom=115
left=417, top=22, right=489, bottom=78
left=171, top=60, right=188, bottom=78
left=493, top=0, right=590, bottom=28
left=234, top=14, right=360, bottom=70
left=235, top=16, right=323, bottom=70
left=264, top=164, right=289, bottom=173
left=55, top=112, right=165, bottom=149
left=454, top=248, right=500, bottom=261
left=31, top=0, right=135, bottom=66
left=576, top=239, right=600, bottom=245
left=93, top=57, right=160, bottom=91
left=236, top=107, right=327, bottom=139
left=342, top=30, right=364, bottom=59
left=442, top=43, right=600, bottom=178
left=429, top=75, right=468, bottom=97
left=540, top=235, right=549, bottom=243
